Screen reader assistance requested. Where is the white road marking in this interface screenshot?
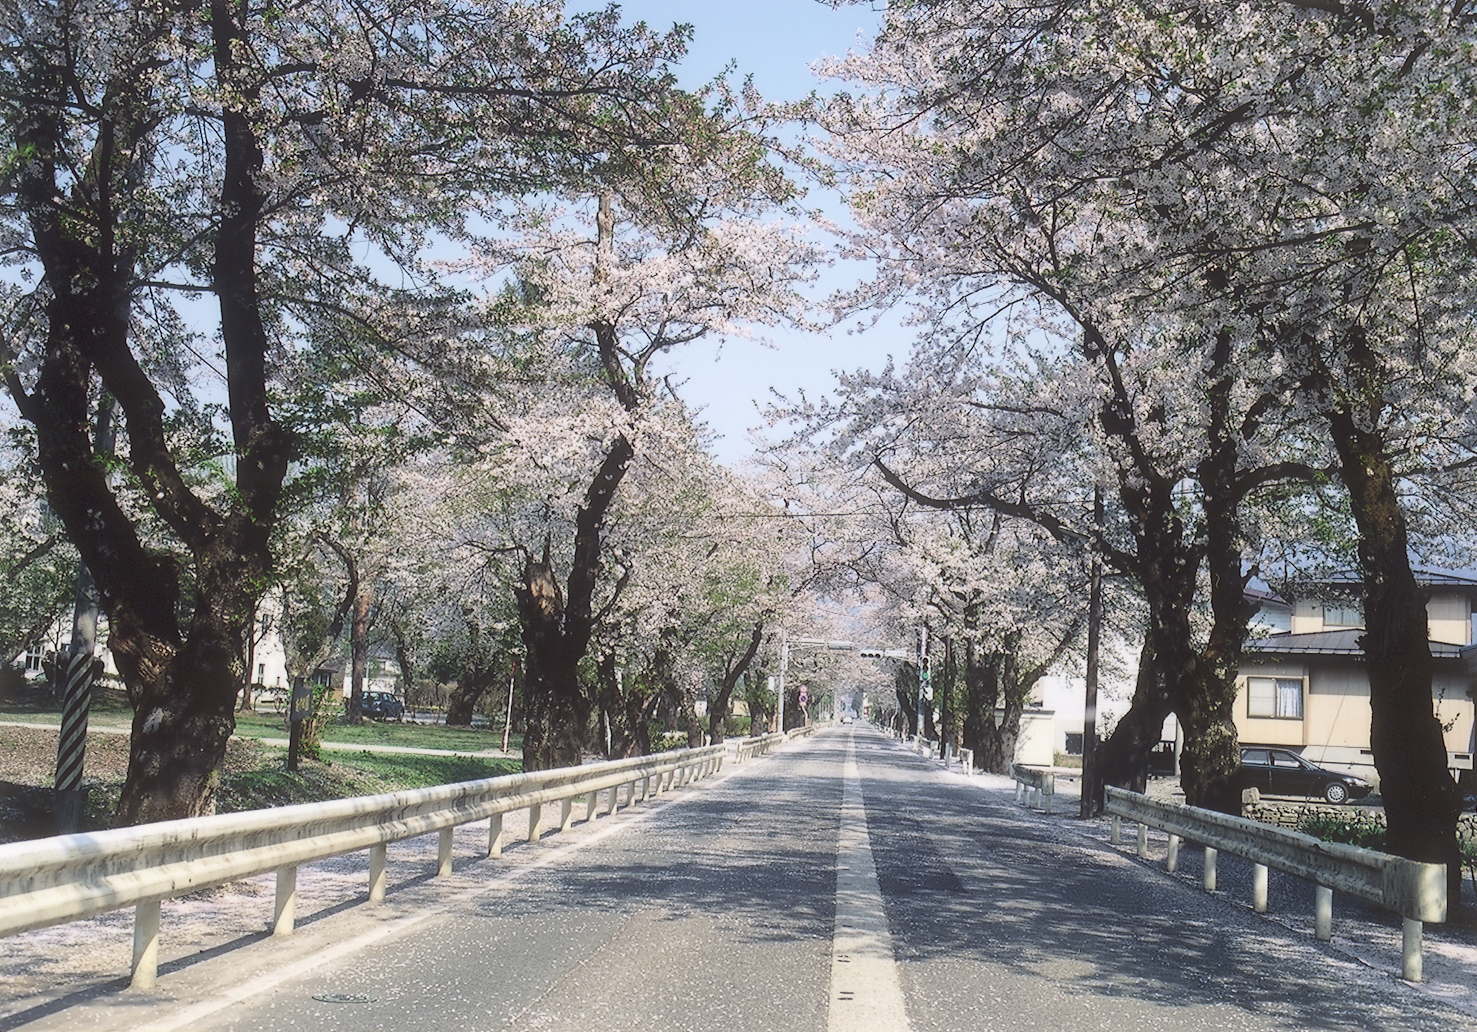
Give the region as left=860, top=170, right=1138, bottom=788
left=830, top=734, right=911, bottom=1032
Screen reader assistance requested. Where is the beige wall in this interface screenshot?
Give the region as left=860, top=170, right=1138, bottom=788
left=1427, top=591, right=1472, bottom=646
left=1290, top=599, right=1322, bottom=635
left=1288, top=590, right=1472, bottom=645
left=1235, top=659, right=1475, bottom=763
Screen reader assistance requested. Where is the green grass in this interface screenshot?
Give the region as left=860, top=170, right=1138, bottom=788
left=214, top=746, right=522, bottom=812
left=0, top=680, right=133, bottom=723
left=2, top=685, right=519, bottom=754
left=231, top=710, right=520, bottom=753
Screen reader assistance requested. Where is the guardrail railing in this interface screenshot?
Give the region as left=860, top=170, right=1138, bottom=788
left=734, top=732, right=787, bottom=762
left=1010, top=764, right=1056, bottom=813
left=1105, top=786, right=1446, bottom=981
left=0, top=744, right=726, bottom=990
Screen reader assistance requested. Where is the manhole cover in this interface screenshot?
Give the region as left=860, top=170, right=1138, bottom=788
left=312, top=993, right=376, bottom=1004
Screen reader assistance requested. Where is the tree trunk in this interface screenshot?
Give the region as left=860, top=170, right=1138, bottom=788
left=709, top=619, right=765, bottom=745
left=1090, top=638, right=1170, bottom=811
left=348, top=584, right=372, bottom=724
left=446, top=672, right=496, bottom=726
left=966, top=652, right=1008, bottom=772
left=596, top=653, right=646, bottom=758
left=518, top=543, right=598, bottom=768
left=1174, top=329, right=1256, bottom=815
left=895, top=664, right=919, bottom=738
left=938, top=636, right=963, bottom=755
left=1324, top=329, right=1460, bottom=884
left=389, top=615, right=417, bottom=719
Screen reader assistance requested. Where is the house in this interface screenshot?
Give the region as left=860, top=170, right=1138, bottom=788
left=1237, top=570, right=1477, bottom=788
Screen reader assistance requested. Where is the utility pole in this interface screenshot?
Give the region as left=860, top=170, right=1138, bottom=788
left=1081, top=487, right=1104, bottom=819
left=916, top=622, right=929, bottom=741
left=54, top=396, right=115, bottom=834
left=776, top=627, right=788, bottom=733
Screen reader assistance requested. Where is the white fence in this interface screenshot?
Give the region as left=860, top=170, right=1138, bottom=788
left=1105, top=786, right=1446, bottom=981
left=0, top=745, right=726, bottom=990
left=1010, top=764, right=1055, bottom=812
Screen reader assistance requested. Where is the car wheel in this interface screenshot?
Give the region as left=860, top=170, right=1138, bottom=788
left=1323, top=782, right=1349, bottom=805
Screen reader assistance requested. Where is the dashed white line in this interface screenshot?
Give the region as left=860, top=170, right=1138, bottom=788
left=830, top=734, right=911, bottom=1032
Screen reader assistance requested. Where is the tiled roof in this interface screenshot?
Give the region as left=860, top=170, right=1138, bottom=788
left=1245, top=630, right=1464, bottom=659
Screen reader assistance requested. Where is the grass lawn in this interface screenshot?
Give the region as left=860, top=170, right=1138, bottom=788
left=0, top=677, right=520, bottom=755
left=232, top=710, right=521, bottom=754
left=0, top=723, right=523, bottom=843
left=213, top=745, right=522, bottom=811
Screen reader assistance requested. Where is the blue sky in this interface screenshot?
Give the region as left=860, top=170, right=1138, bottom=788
left=572, top=1, right=908, bottom=465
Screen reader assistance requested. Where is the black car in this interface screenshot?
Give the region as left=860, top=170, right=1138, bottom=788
left=360, top=691, right=405, bottom=720
left=1239, top=747, right=1371, bottom=804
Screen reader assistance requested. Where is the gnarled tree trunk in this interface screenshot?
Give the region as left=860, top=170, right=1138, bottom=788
left=1323, top=328, right=1460, bottom=887
left=708, top=619, right=765, bottom=745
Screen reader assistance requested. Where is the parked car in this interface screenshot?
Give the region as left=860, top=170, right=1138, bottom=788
left=1239, top=746, right=1372, bottom=804
left=360, top=691, right=404, bottom=720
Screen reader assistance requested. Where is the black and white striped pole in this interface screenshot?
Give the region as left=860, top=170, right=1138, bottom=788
left=54, top=563, right=99, bottom=835
left=53, top=394, right=114, bottom=835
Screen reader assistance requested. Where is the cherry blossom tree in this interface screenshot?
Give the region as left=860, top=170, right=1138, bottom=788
left=466, top=109, right=817, bottom=768
left=0, top=420, right=75, bottom=666
left=0, top=0, right=713, bottom=822
left=819, top=0, right=1477, bottom=873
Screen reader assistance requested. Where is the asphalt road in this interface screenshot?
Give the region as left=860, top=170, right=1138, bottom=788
left=9, top=727, right=1469, bottom=1031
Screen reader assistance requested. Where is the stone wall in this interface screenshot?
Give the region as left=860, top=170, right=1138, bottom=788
left=1243, top=800, right=1477, bottom=846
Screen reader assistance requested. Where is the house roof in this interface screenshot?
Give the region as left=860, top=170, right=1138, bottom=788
left=1244, top=585, right=1290, bottom=606
left=1317, top=567, right=1477, bottom=589
left=1245, top=630, right=1464, bottom=659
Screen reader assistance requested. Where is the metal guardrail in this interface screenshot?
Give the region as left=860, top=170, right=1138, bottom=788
left=1010, top=764, right=1055, bottom=813
left=730, top=725, right=821, bottom=763
left=0, top=744, right=726, bottom=990
left=734, top=732, right=787, bottom=762
left=1105, top=786, right=1446, bottom=981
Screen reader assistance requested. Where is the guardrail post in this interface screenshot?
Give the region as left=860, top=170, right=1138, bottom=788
left=437, top=827, right=454, bottom=877
left=560, top=797, right=574, bottom=832
left=488, top=812, right=504, bottom=858
left=1203, top=847, right=1217, bottom=892
left=1015, top=781, right=1025, bottom=805
left=1111, top=815, right=1121, bottom=844
left=369, top=843, right=387, bottom=902
left=1043, top=776, right=1054, bottom=814
left=1315, top=885, right=1333, bottom=941
left=586, top=789, right=599, bottom=817
left=130, top=900, right=160, bottom=990
left=1136, top=823, right=1148, bottom=859
left=274, top=866, right=297, bottom=936
left=607, top=785, right=619, bottom=815
left=1403, top=919, right=1423, bottom=981
left=528, top=803, right=542, bottom=843
left=1166, top=835, right=1180, bottom=873
left=1252, top=864, right=1268, bottom=913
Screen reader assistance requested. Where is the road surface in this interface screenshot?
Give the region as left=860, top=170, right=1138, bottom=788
left=1, top=727, right=1467, bottom=1031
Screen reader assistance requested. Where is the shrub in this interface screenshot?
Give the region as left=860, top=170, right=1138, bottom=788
left=650, top=731, right=689, bottom=752
left=1298, top=812, right=1386, bottom=850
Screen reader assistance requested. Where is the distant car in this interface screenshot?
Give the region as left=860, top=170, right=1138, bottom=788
left=840, top=715, right=854, bottom=724
left=1240, top=747, right=1371, bottom=804
left=360, top=691, right=404, bottom=720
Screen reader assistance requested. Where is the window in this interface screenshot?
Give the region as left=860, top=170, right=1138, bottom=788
left=1247, top=676, right=1304, bottom=718
left=1323, top=604, right=1362, bottom=628
left=23, top=647, right=43, bottom=672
